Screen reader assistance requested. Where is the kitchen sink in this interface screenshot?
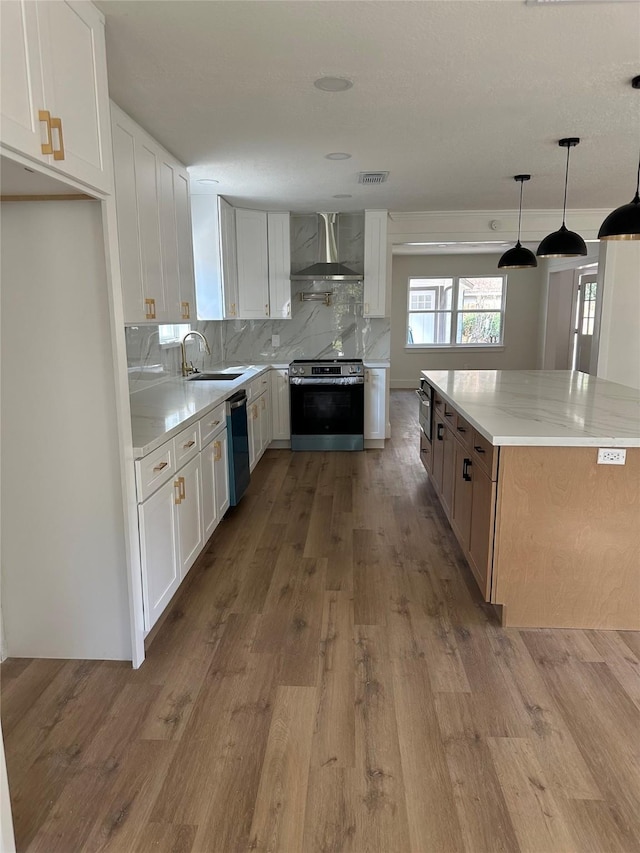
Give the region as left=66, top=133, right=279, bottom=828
left=187, top=372, right=243, bottom=381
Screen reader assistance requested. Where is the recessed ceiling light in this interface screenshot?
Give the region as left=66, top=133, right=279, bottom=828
left=333, top=194, right=352, bottom=198
left=314, top=76, right=353, bottom=92
left=197, top=178, right=219, bottom=185
left=325, top=152, right=351, bottom=160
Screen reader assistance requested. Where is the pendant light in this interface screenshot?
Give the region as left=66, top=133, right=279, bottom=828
left=498, top=175, right=537, bottom=269
left=598, top=76, right=640, bottom=241
left=537, top=138, right=587, bottom=258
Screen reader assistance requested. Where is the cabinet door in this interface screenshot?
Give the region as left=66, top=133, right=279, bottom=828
left=441, top=423, right=456, bottom=517
left=259, top=390, right=271, bottom=455
left=174, top=168, right=196, bottom=322
left=201, top=438, right=218, bottom=542
left=248, top=401, right=258, bottom=471
left=214, top=429, right=230, bottom=519
left=0, top=0, right=45, bottom=160
left=363, top=210, right=388, bottom=318
left=420, top=430, right=433, bottom=474
left=364, top=368, right=386, bottom=440
left=271, top=369, right=290, bottom=440
left=158, top=156, right=180, bottom=319
left=468, top=467, right=496, bottom=601
left=176, top=455, right=203, bottom=578
left=267, top=212, right=291, bottom=319
left=134, top=139, right=167, bottom=321
left=451, top=439, right=473, bottom=550
left=138, top=479, right=180, bottom=631
left=219, top=197, right=239, bottom=318
left=236, top=208, right=269, bottom=319
left=38, top=0, right=111, bottom=193
left=431, top=416, right=445, bottom=493
left=111, top=111, right=145, bottom=323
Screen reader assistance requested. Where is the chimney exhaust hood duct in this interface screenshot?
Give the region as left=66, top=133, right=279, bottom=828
left=291, top=212, right=362, bottom=282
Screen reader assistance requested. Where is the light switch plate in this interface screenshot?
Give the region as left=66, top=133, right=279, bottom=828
left=272, top=334, right=280, bottom=347
left=597, top=448, right=626, bottom=465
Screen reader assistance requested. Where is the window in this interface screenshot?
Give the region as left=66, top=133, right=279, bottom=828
left=407, top=276, right=506, bottom=347
left=158, top=323, right=191, bottom=346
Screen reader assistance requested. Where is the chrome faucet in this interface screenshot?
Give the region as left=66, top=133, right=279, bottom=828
left=181, top=331, right=211, bottom=376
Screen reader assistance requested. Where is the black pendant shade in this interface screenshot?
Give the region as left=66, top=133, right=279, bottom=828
left=598, top=76, right=640, bottom=241
left=498, top=175, right=537, bottom=269
left=537, top=138, right=587, bottom=258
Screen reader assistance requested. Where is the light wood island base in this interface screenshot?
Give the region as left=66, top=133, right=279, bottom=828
left=494, top=445, right=640, bottom=629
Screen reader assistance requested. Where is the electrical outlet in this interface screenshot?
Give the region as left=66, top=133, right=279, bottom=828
left=597, top=448, right=626, bottom=465
left=271, top=334, right=280, bottom=347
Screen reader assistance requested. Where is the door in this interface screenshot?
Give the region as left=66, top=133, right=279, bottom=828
left=236, top=208, right=270, bottom=319
left=214, top=429, right=230, bottom=519
left=364, top=368, right=386, bottom=440
left=0, top=0, right=45, bottom=160
left=572, top=272, right=598, bottom=374
left=431, top=416, right=445, bottom=492
left=451, top=439, right=472, bottom=548
left=174, top=169, right=196, bottom=321
left=38, top=0, right=111, bottom=192
left=176, top=456, right=203, bottom=578
left=267, top=211, right=291, bottom=319
left=201, top=438, right=219, bottom=542
left=271, top=369, right=291, bottom=440
left=135, top=139, right=167, bottom=321
left=290, top=383, right=364, bottom=436
left=440, top=423, right=455, bottom=516
left=138, top=479, right=180, bottom=631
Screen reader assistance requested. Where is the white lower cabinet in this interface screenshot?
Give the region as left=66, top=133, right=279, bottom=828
left=364, top=367, right=388, bottom=441
left=248, top=389, right=272, bottom=471
left=176, top=454, right=204, bottom=579
left=138, top=477, right=180, bottom=631
left=202, top=427, right=230, bottom=541
left=270, top=369, right=290, bottom=440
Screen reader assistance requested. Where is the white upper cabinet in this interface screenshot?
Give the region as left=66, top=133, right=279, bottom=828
left=1, top=1, right=111, bottom=195
left=191, top=194, right=238, bottom=320
left=267, top=212, right=291, bottom=319
left=363, top=209, right=389, bottom=318
left=111, top=103, right=196, bottom=324
left=236, top=208, right=270, bottom=319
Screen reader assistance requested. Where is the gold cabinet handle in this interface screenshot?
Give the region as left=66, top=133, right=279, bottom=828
left=174, top=479, right=182, bottom=504
left=181, top=301, right=190, bottom=320
left=183, top=440, right=195, bottom=449
left=261, top=397, right=266, bottom=410
left=179, top=476, right=186, bottom=501
left=50, top=116, right=65, bottom=161
left=209, top=419, right=221, bottom=428
left=265, top=303, right=269, bottom=315
left=214, top=440, right=221, bottom=461
left=364, top=302, right=370, bottom=314
left=229, top=302, right=236, bottom=317
left=39, top=110, right=53, bottom=155
left=153, top=461, right=168, bottom=472
left=144, top=298, right=156, bottom=319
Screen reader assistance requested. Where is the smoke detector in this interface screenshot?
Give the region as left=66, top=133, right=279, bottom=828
left=358, top=171, right=389, bottom=185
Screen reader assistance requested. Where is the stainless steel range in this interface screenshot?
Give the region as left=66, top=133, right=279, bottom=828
left=289, top=358, right=365, bottom=451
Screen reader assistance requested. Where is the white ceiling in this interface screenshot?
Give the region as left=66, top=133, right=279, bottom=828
left=97, top=0, right=640, bottom=214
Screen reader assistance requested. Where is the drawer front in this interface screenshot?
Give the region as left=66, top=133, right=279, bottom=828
left=471, top=429, right=497, bottom=480
left=199, top=402, right=226, bottom=447
left=442, top=400, right=456, bottom=428
left=135, top=440, right=176, bottom=502
left=249, top=373, right=269, bottom=400
left=454, top=412, right=473, bottom=449
left=173, top=422, right=200, bottom=468
left=433, top=390, right=444, bottom=415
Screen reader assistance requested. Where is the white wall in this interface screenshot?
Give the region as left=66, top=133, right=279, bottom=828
left=390, top=254, right=544, bottom=387
left=1, top=200, right=131, bottom=659
left=596, top=241, right=640, bottom=390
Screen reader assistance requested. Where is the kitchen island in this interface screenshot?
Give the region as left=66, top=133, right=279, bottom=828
left=419, top=370, right=640, bottom=630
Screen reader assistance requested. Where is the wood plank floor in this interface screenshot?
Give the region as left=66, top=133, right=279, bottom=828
left=3, top=390, right=640, bottom=852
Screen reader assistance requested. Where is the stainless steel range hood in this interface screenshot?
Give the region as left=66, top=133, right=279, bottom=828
left=291, top=212, right=362, bottom=282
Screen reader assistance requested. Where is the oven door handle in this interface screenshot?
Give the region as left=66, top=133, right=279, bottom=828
left=289, top=376, right=365, bottom=385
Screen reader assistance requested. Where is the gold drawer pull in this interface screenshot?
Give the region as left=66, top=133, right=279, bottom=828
left=39, top=110, right=53, bottom=155
left=261, top=397, right=266, bottom=410
left=50, top=116, right=65, bottom=161
left=229, top=302, right=236, bottom=317
left=183, top=440, right=196, bottom=448
left=153, top=461, right=168, bottom=472
left=265, top=303, right=269, bottom=315
left=174, top=479, right=182, bottom=504
left=179, top=476, right=186, bottom=501
left=181, top=301, right=190, bottom=320
left=214, top=440, right=221, bottom=461
left=144, top=298, right=156, bottom=319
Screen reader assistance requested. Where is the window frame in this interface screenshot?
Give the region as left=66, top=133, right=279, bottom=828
left=158, top=323, right=191, bottom=347
left=406, top=275, right=507, bottom=350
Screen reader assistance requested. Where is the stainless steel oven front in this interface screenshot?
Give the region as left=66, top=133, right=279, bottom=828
left=417, top=380, right=433, bottom=441
left=289, top=359, right=365, bottom=451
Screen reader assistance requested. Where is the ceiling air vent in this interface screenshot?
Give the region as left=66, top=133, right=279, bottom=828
left=358, top=171, right=389, bottom=185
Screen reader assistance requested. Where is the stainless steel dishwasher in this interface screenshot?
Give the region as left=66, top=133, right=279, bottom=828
left=226, top=390, right=250, bottom=506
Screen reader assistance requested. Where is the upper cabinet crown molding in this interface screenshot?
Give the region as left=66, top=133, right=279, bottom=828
left=0, top=0, right=112, bottom=196
left=110, top=102, right=196, bottom=324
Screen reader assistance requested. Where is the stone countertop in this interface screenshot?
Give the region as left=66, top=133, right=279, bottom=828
left=130, top=365, right=270, bottom=458
left=420, top=369, right=640, bottom=447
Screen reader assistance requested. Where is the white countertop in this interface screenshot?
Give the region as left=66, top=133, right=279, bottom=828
left=421, top=370, right=640, bottom=447
left=130, top=365, right=270, bottom=457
